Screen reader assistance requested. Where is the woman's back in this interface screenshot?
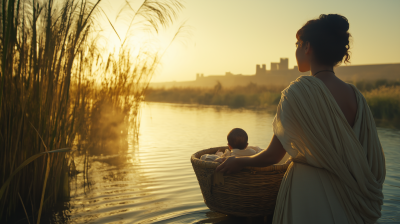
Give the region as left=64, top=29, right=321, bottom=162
left=216, top=14, right=385, bottom=224
left=316, top=75, right=358, bottom=127
left=272, top=76, right=385, bottom=224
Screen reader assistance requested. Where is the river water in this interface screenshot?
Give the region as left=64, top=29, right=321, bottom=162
left=47, top=102, right=399, bottom=223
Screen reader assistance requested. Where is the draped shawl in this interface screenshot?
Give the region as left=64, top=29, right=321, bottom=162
left=272, top=76, right=386, bottom=224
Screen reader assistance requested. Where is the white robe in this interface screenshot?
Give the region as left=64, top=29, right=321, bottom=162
left=272, top=76, right=385, bottom=224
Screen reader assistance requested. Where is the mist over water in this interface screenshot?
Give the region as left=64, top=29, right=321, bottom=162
left=43, top=102, right=399, bottom=224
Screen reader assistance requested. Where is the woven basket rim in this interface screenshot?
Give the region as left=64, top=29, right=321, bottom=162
left=191, top=146, right=289, bottom=171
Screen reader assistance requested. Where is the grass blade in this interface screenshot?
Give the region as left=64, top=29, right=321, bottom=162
left=0, top=148, right=72, bottom=201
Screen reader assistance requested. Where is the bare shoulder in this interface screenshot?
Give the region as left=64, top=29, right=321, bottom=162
left=318, top=76, right=358, bottom=126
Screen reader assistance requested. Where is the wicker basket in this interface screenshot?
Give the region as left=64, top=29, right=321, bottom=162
left=191, top=146, right=289, bottom=217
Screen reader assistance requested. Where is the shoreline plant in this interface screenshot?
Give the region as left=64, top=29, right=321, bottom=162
left=0, top=0, right=183, bottom=223
left=145, top=82, right=285, bottom=109
left=145, top=80, right=400, bottom=127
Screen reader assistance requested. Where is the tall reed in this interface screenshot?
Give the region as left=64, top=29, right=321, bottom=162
left=0, top=0, right=183, bottom=222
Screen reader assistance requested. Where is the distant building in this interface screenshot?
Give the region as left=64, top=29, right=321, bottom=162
left=256, top=64, right=267, bottom=75
left=271, top=62, right=279, bottom=71
left=280, top=58, right=288, bottom=70
left=199, top=58, right=291, bottom=79
left=196, top=73, right=205, bottom=80
left=270, top=58, right=289, bottom=71
left=155, top=60, right=400, bottom=90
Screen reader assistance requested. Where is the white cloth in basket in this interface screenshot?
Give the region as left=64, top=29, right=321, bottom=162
left=232, top=146, right=263, bottom=157
left=200, top=146, right=263, bottom=162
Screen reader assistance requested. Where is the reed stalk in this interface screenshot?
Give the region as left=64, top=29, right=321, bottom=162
left=0, top=0, right=183, bottom=222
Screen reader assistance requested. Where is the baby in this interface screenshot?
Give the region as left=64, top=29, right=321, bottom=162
left=200, top=128, right=262, bottom=162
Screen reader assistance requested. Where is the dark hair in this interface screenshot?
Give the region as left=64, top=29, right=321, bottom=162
left=227, top=128, right=248, bottom=150
left=296, top=14, right=351, bottom=67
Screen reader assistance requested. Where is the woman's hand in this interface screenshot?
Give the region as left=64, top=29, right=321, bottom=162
left=215, top=135, right=287, bottom=174
left=215, top=156, right=245, bottom=175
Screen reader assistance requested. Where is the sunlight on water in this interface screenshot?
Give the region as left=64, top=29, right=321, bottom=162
left=43, top=102, right=399, bottom=224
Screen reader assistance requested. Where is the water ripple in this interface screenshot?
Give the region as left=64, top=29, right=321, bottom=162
left=41, top=103, right=400, bottom=224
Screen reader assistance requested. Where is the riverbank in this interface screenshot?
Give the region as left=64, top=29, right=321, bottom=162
left=145, top=80, right=400, bottom=128
left=145, top=82, right=284, bottom=109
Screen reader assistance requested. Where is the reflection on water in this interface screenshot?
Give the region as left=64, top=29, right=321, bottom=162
left=40, top=102, right=399, bottom=223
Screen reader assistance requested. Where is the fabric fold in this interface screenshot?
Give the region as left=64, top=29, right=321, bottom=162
left=272, top=76, right=386, bottom=224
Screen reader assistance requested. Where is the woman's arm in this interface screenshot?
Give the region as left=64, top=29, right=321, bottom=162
left=215, top=134, right=287, bottom=174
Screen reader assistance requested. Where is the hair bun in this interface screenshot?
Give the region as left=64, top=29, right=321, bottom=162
left=296, top=14, right=351, bottom=66
left=319, top=14, right=349, bottom=32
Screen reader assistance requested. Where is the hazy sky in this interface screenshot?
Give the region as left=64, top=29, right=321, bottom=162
left=100, top=0, right=400, bottom=82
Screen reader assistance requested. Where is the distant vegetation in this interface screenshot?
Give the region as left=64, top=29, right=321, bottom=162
left=352, top=80, right=400, bottom=127
left=146, top=82, right=284, bottom=110
left=363, top=86, right=400, bottom=127
left=352, top=79, right=400, bottom=92
left=146, top=79, right=400, bottom=127
left=0, top=0, right=182, bottom=222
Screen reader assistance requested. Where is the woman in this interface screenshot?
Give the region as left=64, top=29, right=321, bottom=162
left=216, top=14, right=386, bottom=224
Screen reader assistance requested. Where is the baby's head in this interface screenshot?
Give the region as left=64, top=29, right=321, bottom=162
left=227, top=128, right=248, bottom=150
